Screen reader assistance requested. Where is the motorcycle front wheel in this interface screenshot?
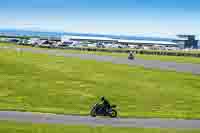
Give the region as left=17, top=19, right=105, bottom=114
left=109, top=109, right=117, bottom=118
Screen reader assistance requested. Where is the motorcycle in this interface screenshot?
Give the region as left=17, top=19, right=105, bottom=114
left=90, top=103, right=118, bottom=118
left=128, top=54, right=135, bottom=60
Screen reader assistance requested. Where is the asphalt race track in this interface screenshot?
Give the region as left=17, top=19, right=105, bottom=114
left=8, top=47, right=200, bottom=75
left=0, top=111, right=200, bottom=129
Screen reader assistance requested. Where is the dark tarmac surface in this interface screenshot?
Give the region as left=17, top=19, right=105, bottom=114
left=0, top=111, right=200, bottom=129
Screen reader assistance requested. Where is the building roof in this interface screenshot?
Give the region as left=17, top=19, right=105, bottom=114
left=118, top=39, right=178, bottom=45
left=62, top=35, right=116, bottom=41
left=62, top=35, right=178, bottom=46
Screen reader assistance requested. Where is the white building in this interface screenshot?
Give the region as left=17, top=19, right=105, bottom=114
left=61, top=35, right=180, bottom=49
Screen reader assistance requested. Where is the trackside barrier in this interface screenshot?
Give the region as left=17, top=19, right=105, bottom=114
left=60, top=47, right=200, bottom=58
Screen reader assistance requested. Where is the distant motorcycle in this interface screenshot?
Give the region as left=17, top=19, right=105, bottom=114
left=128, top=54, right=135, bottom=60
left=90, top=103, right=118, bottom=118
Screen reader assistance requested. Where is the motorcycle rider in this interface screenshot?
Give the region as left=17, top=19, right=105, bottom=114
left=129, top=51, right=136, bottom=59
left=128, top=51, right=133, bottom=59
left=100, top=96, right=111, bottom=113
left=129, top=51, right=134, bottom=57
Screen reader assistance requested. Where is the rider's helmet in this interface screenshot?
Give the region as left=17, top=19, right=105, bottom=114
left=100, top=96, right=105, bottom=101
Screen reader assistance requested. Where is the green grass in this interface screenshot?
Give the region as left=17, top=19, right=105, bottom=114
left=0, top=48, right=200, bottom=119
left=0, top=42, right=30, bottom=48
left=0, top=121, right=199, bottom=133
left=0, top=42, right=17, bottom=46
left=1, top=42, right=200, bottom=64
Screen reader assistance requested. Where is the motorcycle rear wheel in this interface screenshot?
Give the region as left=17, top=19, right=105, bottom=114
left=90, top=108, right=96, bottom=117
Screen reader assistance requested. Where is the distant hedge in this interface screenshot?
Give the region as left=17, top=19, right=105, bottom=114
left=60, top=47, right=200, bottom=58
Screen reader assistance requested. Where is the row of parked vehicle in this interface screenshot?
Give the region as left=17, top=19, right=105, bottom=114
left=15, top=38, right=133, bottom=49
left=1, top=37, right=183, bottom=51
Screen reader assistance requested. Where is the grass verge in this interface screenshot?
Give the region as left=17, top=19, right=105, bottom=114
left=0, top=48, right=200, bottom=119
left=0, top=121, right=199, bottom=133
